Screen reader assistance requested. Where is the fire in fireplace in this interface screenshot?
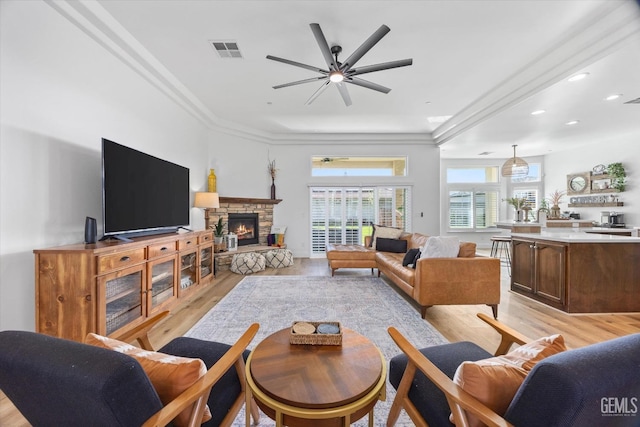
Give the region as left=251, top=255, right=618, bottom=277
left=228, top=213, right=259, bottom=246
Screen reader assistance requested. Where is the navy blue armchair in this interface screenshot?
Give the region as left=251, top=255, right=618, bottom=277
left=387, top=313, right=640, bottom=427
left=0, top=312, right=259, bottom=427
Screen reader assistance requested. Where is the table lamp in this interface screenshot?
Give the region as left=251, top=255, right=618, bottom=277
left=194, top=192, right=220, bottom=230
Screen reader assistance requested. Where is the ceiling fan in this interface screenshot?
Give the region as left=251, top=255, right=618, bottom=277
left=266, top=23, right=412, bottom=106
left=319, top=157, right=349, bottom=163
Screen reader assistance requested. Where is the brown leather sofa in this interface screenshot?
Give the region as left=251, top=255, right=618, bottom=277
left=327, top=233, right=500, bottom=318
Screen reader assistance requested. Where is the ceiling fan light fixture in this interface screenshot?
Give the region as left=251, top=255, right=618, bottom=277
left=267, top=23, right=412, bottom=105
left=501, top=145, right=529, bottom=177
left=329, top=71, right=344, bottom=83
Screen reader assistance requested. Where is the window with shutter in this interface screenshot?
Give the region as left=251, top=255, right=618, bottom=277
left=310, top=186, right=411, bottom=256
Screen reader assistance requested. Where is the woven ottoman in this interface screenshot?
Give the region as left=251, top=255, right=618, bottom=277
left=230, top=252, right=266, bottom=275
left=265, top=249, right=294, bottom=269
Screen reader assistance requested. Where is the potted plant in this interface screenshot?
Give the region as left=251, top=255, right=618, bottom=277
left=607, top=162, right=626, bottom=192
left=213, top=217, right=225, bottom=244
left=503, top=197, right=527, bottom=222
left=548, top=190, right=565, bottom=219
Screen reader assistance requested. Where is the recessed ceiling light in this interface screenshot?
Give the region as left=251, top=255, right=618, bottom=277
left=565, top=120, right=580, bottom=125
left=531, top=110, right=546, bottom=115
left=568, top=72, right=589, bottom=82
left=427, top=115, right=452, bottom=124
left=605, top=94, right=622, bottom=101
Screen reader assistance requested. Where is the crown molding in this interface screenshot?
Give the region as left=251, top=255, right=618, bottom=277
left=45, top=0, right=273, bottom=143
left=44, top=0, right=435, bottom=145
left=433, top=0, right=640, bottom=146
left=45, top=0, right=638, bottom=147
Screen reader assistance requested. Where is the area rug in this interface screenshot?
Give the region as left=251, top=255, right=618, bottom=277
left=185, top=275, right=448, bottom=426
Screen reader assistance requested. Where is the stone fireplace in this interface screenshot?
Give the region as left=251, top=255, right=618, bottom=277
left=212, top=197, right=282, bottom=271
left=228, top=213, right=259, bottom=246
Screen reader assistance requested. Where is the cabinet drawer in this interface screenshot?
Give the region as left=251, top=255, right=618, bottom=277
left=178, top=237, right=197, bottom=251
left=148, top=241, right=177, bottom=259
left=98, top=248, right=146, bottom=274
left=198, top=233, right=213, bottom=244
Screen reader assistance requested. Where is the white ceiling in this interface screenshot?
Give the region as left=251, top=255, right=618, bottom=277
left=56, top=0, right=640, bottom=158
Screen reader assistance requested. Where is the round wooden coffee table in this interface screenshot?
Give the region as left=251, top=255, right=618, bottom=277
left=245, top=327, right=386, bottom=427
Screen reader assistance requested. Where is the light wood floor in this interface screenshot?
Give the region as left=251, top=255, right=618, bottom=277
left=3, top=256, right=640, bottom=425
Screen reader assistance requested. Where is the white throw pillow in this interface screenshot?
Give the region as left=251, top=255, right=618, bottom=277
left=420, top=236, right=460, bottom=259
left=371, top=225, right=404, bottom=249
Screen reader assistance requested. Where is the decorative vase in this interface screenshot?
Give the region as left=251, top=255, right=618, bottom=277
left=270, top=180, right=276, bottom=199
left=208, top=169, right=217, bottom=192
left=537, top=210, right=547, bottom=224
left=515, top=209, right=522, bottom=222
left=550, top=205, right=561, bottom=219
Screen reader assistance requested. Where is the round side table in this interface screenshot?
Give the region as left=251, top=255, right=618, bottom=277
left=245, top=328, right=386, bottom=427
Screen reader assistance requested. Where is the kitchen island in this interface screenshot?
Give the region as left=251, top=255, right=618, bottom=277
left=510, top=231, right=640, bottom=313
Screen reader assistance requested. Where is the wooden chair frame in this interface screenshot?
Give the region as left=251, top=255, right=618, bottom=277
left=111, top=311, right=260, bottom=427
left=386, top=313, right=531, bottom=427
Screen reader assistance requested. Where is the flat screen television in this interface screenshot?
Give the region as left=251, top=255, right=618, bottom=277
left=102, top=138, right=189, bottom=240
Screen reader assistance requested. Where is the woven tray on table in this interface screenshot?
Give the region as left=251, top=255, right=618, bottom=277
left=289, top=321, right=342, bottom=346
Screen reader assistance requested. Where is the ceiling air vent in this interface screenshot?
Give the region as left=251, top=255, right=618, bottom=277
left=624, top=97, right=640, bottom=104
left=210, top=41, right=243, bottom=59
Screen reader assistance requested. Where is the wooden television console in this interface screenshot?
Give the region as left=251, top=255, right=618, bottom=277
left=34, top=230, right=213, bottom=342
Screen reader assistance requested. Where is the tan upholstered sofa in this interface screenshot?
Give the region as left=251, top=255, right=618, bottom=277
left=327, top=233, right=500, bottom=318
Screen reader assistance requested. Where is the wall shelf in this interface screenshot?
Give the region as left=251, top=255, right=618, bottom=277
left=219, top=197, right=282, bottom=205
left=568, top=202, right=624, bottom=208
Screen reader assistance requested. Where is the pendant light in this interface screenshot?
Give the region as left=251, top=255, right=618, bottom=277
left=501, top=145, right=529, bottom=177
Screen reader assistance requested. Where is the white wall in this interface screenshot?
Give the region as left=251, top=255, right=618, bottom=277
left=262, top=142, right=441, bottom=257
left=199, top=133, right=272, bottom=200
left=544, top=139, right=639, bottom=227
left=0, top=1, right=212, bottom=331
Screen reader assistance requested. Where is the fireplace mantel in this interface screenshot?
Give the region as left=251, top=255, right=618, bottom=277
left=219, top=197, right=282, bottom=205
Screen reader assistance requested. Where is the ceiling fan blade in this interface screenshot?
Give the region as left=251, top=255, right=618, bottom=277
left=266, top=55, right=328, bottom=74
left=346, top=77, right=391, bottom=94
left=310, top=23, right=338, bottom=71
left=273, top=76, right=327, bottom=89
left=305, top=81, right=331, bottom=105
left=335, top=82, right=352, bottom=107
left=349, top=59, right=413, bottom=76
left=340, top=25, right=390, bottom=72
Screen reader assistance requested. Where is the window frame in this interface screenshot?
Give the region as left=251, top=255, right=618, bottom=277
left=311, top=156, right=408, bottom=177
left=445, top=165, right=501, bottom=231
left=309, top=185, right=412, bottom=257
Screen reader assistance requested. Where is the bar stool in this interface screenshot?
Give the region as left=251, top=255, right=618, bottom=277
left=490, top=235, right=511, bottom=276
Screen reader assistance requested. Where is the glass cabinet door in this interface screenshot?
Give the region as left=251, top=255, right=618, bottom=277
left=179, top=249, right=198, bottom=295
left=148, top=255, right=177, bottom=313
left=200, top=244, right=214, bottom=282
left=99, top=264, right=145, bottom=335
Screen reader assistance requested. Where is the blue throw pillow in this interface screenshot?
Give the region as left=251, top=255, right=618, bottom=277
left=402, top=248, right=420, bottom=266
left=412, top=250, right=421, bottom=268
left=376, top=238, right=407, bottom=253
